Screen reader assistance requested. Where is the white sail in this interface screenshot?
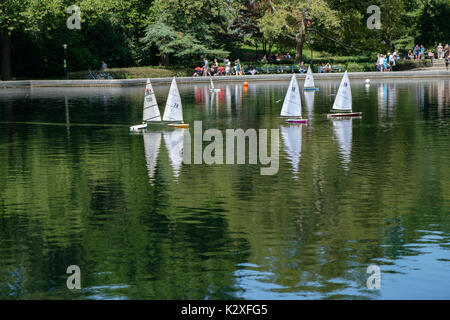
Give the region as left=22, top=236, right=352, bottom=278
left=332, top=118, right=352, bottom=167
left=304, top=91, right=315, bottom=117
left=143, top=132, right=162, bottom=180
left=304, top=66, right=315, bottom=88
left=143, top=79, right=161, bottom=122
left=163, top=77, right=183, bottom=121
left=163, top=129, right=184, bottom=178
left=280, top=74, right=302, bottom=117
left=332, top=71, right=352, bottom=111
left=281, top=125, right=302, bottom=175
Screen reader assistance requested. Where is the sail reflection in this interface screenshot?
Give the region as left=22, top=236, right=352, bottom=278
left=143, top=132, right=162, bottom=182
left=163, top=129, right=185, bottom=179
left=303, top=91, right=315, bottom=118
left=281, top=125, right=302, bottom=176
left=332, top=118, right=352, bottom=169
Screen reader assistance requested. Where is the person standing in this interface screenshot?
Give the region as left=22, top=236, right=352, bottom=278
left=420, top=45, right=425, bottom=60
left=414, top=44, right=420, bottom=60
left=225, top=59, right=231, bottom=76
left=235, top=59, right=242, bottom=76
left=203, top=58, right=210, bottom=76
left=437, top=43, right=444, bottom=59
left=428, top=50, right=434, bottom=66
left=378, top=54, right=384, bottom=71
left=389, top=52, right=395, bottom=70
left=445, top=56, right=449, bottom=71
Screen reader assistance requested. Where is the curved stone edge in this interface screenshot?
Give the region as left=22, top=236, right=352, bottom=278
left=0, top=70, right=449, bottom=88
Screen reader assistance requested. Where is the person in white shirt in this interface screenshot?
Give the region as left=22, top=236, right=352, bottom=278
left=225, top=59, right=231, bottom=76
left=378, top=55, right=385, bottom=71
left=389, top=52, right=395, bottom=69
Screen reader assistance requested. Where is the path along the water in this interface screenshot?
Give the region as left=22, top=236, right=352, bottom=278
left=0, top=69, right=449, bottom=88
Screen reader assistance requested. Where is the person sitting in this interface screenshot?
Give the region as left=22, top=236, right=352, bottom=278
left=248, top=65, right=258, bottom=75
left=217, top=66, right=225, bottom=76
left=319, top=63, right=325, bottom=73
left=100, top=61, right=107, bottom=72
left=325, top=63, right=332, bottom=73
left=299, top=62, right=306, bottom=73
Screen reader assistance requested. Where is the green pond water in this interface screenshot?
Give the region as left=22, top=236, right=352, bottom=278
left=0, top=78, right=449, bottom=299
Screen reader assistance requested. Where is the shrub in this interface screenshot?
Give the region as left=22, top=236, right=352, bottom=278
left=346, top=62, right=364, bottom=72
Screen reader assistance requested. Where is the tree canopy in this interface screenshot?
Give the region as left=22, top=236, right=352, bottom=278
left=1, top=0, right=448, bottom=79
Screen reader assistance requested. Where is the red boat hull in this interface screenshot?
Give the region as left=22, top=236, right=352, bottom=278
left=285, top=119, right=307, bottom=124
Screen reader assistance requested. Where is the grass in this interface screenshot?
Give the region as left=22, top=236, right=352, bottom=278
left=69, top=66, right=192, bottom=79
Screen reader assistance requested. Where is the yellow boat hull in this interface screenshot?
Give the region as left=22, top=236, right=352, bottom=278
left=168, top=123, right=189, bottom=129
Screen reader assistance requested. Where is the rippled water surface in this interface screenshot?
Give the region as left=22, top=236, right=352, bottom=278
left=0, top=78, right=449, bottom=299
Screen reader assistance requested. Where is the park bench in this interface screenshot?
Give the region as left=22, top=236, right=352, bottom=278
left=316, top=65, right=343, bottom=73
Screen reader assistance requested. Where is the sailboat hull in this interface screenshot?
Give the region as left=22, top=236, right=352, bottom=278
left=130, top=123, right=148, bottom=132
left=168, top=123, right=189, bottom=129
left=327, top=112, right=362, bottom=118
left=285, top=118, right=307, bottom=124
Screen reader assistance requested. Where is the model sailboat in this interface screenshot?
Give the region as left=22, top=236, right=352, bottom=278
left=303, top=66, right=318, bottom=91
left=130, top=78, right=189, bottom=131
left=327, top=71, right=362, bottom=118
left=209, top=78, right=221, bottom=93
left=280, top=74, right=307, bottom=124
left=164, top=77, right=189, bottom=128
left=130, top=79, right=162, bottom=131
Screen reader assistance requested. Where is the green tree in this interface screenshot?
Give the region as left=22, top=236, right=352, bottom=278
left=416, top=0, right=450, bottom=47
left=141, top=0, right=231, bottom=65
left=258, top=0, right=340, bottom=62
left=0, top=0, right=27, bottom=80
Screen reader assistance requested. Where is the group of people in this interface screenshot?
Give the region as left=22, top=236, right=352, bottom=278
left=260, top=53, right=293, bottom=63
left=194, top=58, right=244, bottom=77
left=318, top=63, right=333, bottom=73
left=408, top=43, right=449, bottom=64
left=376, top=51, right=399, bottom=72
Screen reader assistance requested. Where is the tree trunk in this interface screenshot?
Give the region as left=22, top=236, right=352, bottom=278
left=159, top=53, right=169, bottom=66
left=295, top=15, right=306, bottom=63
left=1, top=28, right=12, bottom=81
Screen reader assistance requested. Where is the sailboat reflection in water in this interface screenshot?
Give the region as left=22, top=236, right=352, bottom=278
left=281, top=125, right=302, bottom=177
left=331, top=118, right=353, bottom=170
left=142, top=129, right=186, bottom=183
left=163, top=129, right=185, bottom=179
left=143, top=132, right=162, bottom=181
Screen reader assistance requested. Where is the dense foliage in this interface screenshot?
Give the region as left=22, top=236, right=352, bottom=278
left=0, top=0, right=448, bottom=79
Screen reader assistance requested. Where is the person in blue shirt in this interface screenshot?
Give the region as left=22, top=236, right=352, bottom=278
left=420, top=45, right=425, bottom=60
left=414, top=45, right=420, bottom=60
